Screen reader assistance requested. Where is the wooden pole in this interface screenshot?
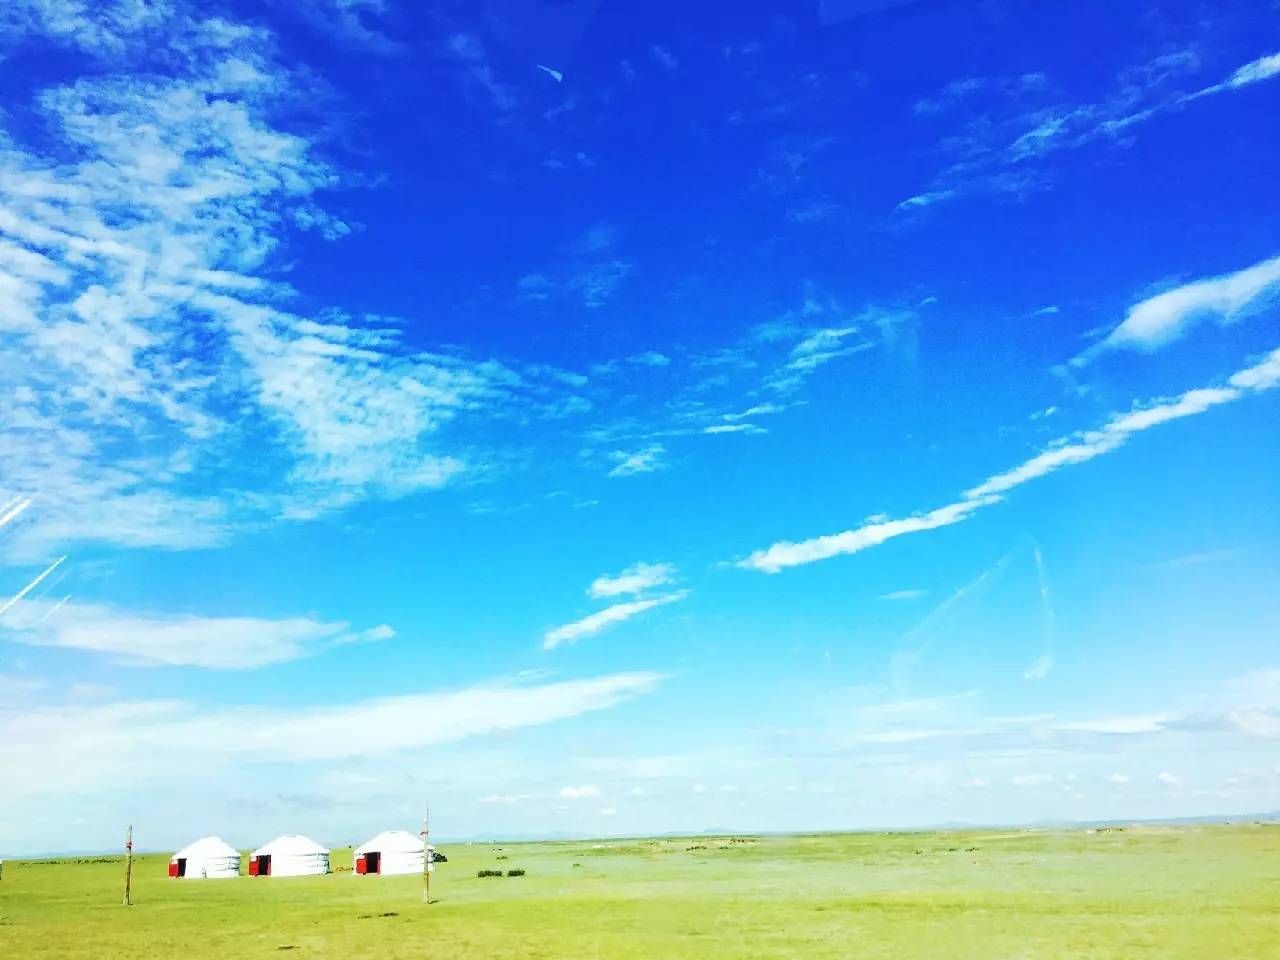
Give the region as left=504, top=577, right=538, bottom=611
left=420, top=802, right=430, bottom=905
left=122, top=825, right=133, bottom=906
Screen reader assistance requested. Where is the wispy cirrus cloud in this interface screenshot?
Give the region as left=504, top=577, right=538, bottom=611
left=1144, top=548, right=1238, bottom=570
left=1, top=598, right=393, bottom=669
left=902, top=48, right=1280, bottom=213
left=543, top=590, right=689, bottom=650
left=739, top=342, right=1280, bottom=573
left=517, top=260, right=632, bottom=309
left=447, top=32, right=516, bottom=112
left=289, top=0, right=402, bottom=53
left=589, top=562, right=676, bottom=599
left=0, top=671, right=665, bottom=797
left=0, top=4, right=582, bottom=558
left=606, top=444, right=666, bottom=478
left=880, top=589, right=925, bottom=601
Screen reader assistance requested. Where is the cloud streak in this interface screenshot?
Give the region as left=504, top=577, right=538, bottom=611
left=1, top=600, right=394, bottom=669
left=903, top=48, right=1280, bottom=213
left=589, top=562, right=676, bottom=599
left=0, top=671, right=665, bottom=797
left=607, top=444, right=666, bottom=478
left=1099, top=253, right=1280, bottom=353
left=0, top=555, right=66, bottom=616
left=739, top=343, right=1280, bottom=573
left=544, top=591, right=689, bottom=650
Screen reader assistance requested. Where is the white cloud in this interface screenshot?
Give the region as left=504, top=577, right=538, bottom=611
left=738, top=498, right=993, bottom=574
left=703, top=423, right=765, bottom=435
left=0, top=7, right=581, bottom=559
left=903, top=49, right=1280, bottom=213
left=543, top=591, right=689, bottom=650
left=628, top=351, right=670, bottom=367
left=722, top=403, right=790, bottom=422
left=606, top=444, right=666, bottom=478
left=568, top=260, right=632, bottom=309
left=0, top=671, right=664, bottom=797
left=1023, top=655, right=1054, bottom=681
left=291, top=0, right=400, bottom=53
left=965, top=386, right=1242, bottom=500
left=1218, top=671, right=1280, bottom=739
left=0, top=673, right=46, bottom=697
left=1145, top=549, right=1238, bottom=570
left=738, top=338, right=1280, bottom=574
left=896, top=190, right=954, bottom=211
left=650, top=45, right=677, bottom=72
left=880, top=589, right=925, bottom=601
left=2, top=599, right=394, bottom=669
left=1157, top=771, right=1183, bottom=787
left=0, top=497, right=32, bottom=528
left=447, top=33, right=516, bottom=111
left=1229, top=709, right=1280, bottom=738
left=1102, top=254, right=1280, bottom=351
left=1055, top=714, right=1173, bottom=735
left=559, top=784, right=600, bottom=799
left=855, top=691, right=979, bottom=720
left=791, top=326, right=860, bottom=358
left=1225, top=51, right=1280, bottom=88
left=1107, top=773, right=1131, bottom=785
left=1190, top=50, right=1280, bottom=98
left=589, top=562, right=676, bottom=599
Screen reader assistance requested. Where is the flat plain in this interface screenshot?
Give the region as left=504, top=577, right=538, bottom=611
left=2, top=824, right=1278, bottom=959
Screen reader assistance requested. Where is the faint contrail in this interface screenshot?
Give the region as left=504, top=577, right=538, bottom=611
left=37, top=593, right=72, bottom=624
left=0, top=556, right=67, bottom=616
left=0, top=496, right=32, bottom=529
left=891, top=549, right=1017, bottom=691
left=1024, top=542, right=1056, bottom=680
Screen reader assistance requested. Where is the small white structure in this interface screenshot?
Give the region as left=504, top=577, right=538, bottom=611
left=249, top=835, right=330, bottom=877
left=353, top=830, right=432, bottom=876
left=169, top=836, right=240, bottom=879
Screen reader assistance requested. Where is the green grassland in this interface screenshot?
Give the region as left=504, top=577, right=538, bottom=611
left=3, top=824, right=1279, bottom=959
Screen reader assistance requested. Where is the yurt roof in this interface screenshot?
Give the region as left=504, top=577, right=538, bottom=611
left=252, top=834, right=328, bottom=857
left=355, top=830, right=424, bottom=855
left=173, top=836, right=239, bottom=860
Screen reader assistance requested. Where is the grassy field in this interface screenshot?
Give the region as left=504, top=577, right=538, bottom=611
left=2, top=824, right=1278, bottom=958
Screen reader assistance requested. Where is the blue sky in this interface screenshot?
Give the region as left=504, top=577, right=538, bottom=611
left=1, top=0, right=1278, bottom=856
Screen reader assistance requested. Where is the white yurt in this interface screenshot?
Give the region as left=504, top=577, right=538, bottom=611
left=169, top=836, right=240, bottom=879
left=352, top=830, right=431, bottom=876
left=249, top=835, right=330, bottom=877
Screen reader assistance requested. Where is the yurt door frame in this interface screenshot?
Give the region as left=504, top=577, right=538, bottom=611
left=366, top=851, right=381, bottom=874
left=255, top=854, right=271, bottom=876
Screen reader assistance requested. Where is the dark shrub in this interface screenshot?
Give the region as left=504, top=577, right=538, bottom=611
left=477, top=869, right=503, bottom=878
left=507, top=869, right=525, bottom=877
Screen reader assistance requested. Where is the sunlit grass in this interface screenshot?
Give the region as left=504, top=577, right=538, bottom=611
left=2, top=825, right=1278, bottom=958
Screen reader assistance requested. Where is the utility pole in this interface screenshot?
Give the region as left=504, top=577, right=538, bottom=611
left=122, top=825, right=133, bottom=906
left=420, top=802, right=431, bottom=905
